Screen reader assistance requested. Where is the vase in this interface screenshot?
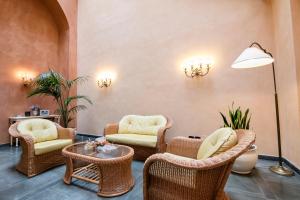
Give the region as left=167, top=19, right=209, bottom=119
left=232, top=144, right=258, bottom=174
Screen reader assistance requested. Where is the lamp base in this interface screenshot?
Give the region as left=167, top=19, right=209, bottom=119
left=269, top=165, right=294, bottom=176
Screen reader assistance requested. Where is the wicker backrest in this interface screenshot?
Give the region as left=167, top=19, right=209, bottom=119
left=144, top=129, right=255, bottom=200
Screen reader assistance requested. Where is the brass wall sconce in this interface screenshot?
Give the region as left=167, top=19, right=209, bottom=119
left=183, top=57, right=213, bottom=78
left=97, top=78, right=112, bottom=88
left=97, top=71, right=114, bottom=88
left=21, top=73, right=34, bottom=87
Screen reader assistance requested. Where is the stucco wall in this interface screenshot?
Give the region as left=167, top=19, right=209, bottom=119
left=272, top=0, right=300, bottom=167
left=0, top=0, right=77, bottom=144
left=77, top=0, right=278, bottom=156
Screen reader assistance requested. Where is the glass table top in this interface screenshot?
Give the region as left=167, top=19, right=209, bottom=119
left=65, top=142, right=131, bottom=159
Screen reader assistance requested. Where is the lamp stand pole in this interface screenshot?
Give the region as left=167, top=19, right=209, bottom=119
left=250, top=42, right=294, bottom=176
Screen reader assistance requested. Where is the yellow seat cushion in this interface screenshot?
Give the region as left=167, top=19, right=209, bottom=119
left=197, top=128, right=237, bottom=160
left=106, top=134, right=157, bottom=148
left=118, top=115, right=167, bottom=136
left=17, top=119, right=58, bottom=143
left=34, top=139, right=73, bottom=155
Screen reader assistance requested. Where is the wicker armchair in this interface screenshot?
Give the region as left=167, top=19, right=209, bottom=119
left=143, top=129, right=255, bottom=200
left=9, top=120, right=75, bottom=177
left=104, top=115, right=172, bottom=160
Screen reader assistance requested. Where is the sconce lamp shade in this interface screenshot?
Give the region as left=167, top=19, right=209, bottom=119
left=231, top=47, right=274, bottom=69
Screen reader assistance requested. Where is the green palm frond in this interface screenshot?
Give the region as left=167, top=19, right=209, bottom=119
left=64, top=95, right=92, bottom=107
left=66, top=76, right=88, bottom=88
left=28, top=69, right=92, bottom=128
left=68, top=105, right=87, bottom=114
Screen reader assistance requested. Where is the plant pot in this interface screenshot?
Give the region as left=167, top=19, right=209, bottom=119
left=232, top=144, right=258, bottom=174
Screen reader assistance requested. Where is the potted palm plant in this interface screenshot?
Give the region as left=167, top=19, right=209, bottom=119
left=28, top=69, right=92, bottom=128
left=220, top=103, right=258, bottom=174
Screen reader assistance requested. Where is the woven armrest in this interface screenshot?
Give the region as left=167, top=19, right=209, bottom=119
left=9, top=123, right=35, bottom=157
left=156, top=117, right=173, bottom=152
left=167, top=136, right=203, bottom=159
left=104, top=123, right=119, bottom=135
left=57, top=125, right=75, bottom=141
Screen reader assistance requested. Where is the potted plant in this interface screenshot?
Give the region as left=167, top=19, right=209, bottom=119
left=28, top=69, right=92, bottom=128
left=220, top=103, right=258, bottom=174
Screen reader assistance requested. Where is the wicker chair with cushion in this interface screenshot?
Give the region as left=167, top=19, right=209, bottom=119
left=143, top=128, right=255, bottom=200
left=104, top=115, right=172, bottom=160
left=9, top=119, right=75, bottom=177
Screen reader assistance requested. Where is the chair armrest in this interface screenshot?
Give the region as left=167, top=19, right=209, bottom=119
left=104, top=123, right=119, bottom=135
left=143, top=153, right=234, bottom=200
left=9, top=123, right=35, bottom=157
left=156, top=117, right=173, bottom=152
left=56, top=125, right=75, bottom=141
left=167, top=136, right=203, bottom=159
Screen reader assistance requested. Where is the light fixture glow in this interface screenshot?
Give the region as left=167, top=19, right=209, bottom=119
left=97, top=71, right=115, bottom=88
left=182, top=56, right=213, bottom=78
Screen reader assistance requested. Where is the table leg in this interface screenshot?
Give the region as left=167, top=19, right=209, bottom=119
left=15, top=138, right=19, bottom=147
left=10, top=136, right=13, bottom=146
left=96, top=160, right=134, bottom=197
left=64, top=157, right=73, bottom=184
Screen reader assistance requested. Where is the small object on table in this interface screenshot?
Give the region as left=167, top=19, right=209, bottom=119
left=96, top=143, right=118, bottom=153
left=30, top=105, right=40, bottom=116
left=95, top=137, right=108, bottom=146
left=24, top=111, right=31, bottom=117
left=84, top=139, right=96, bottom=150
left=188, top=136, right=201, bottom=139
left=40, top=109, right=49, bottom=116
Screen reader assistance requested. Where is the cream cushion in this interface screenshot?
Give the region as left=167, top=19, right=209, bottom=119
left=17, top=119, right=58, bottom=143
left=34, top=139, right=72, bottom=155
left=118, top=115, right=167, bottom=136
left=106, top=134, right=157, bottom=148
left=197, top=128, right=237, bottom=160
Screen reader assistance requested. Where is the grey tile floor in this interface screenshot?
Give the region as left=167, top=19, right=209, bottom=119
left=0, top=145, right=299, bottom=200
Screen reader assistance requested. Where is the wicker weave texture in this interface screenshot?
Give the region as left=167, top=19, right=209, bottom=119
left=143, top=130, right=255, bottom=200
left=8, top=122, right=75, bottom=177
left=62, top=143, right=135, bottom=197
left=104, top=116, right=173, bottom=160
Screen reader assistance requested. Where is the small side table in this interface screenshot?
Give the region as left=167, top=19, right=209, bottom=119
left=8, top=115, right=60, bottom=147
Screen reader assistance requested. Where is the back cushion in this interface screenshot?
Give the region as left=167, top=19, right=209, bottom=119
left=118, top=115, right=167, bottom=136
left=17, top=119, right=58, bottom=143
left=197, top=128, right=237, bottom=160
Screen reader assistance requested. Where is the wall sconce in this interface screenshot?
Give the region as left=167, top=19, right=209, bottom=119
left=97, top=71, right=114, bottom=88
left=20, top=72, right=35, bottom=87
left=183, top=57, right=213, bottom=78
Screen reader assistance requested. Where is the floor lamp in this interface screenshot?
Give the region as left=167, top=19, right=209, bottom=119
left=231, top=42, right=294, bottom=176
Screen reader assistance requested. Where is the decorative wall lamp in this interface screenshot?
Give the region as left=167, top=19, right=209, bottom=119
left=97, top=71, right=114, bottom=88
left=20, top=72, right=35, bottom=87
left=183, top=57, right=213, bottom=78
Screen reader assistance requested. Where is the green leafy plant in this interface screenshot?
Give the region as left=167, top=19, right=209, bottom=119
left=220, top=103, right=251, bottom=130
left=28, top=69, right=92, bottom=128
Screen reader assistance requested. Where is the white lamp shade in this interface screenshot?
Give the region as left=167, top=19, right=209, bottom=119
left=231, top=47, right=274, bottom=68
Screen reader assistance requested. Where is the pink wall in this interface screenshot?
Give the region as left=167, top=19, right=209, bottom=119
left=272, top=0, right=300, bottom=167
left=0, top=0, right=77, bottom=144
left=77, top=0, right=278, bottom=156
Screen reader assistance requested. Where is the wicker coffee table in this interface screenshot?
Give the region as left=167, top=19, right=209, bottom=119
left=62, top=142, right=134, bottom=197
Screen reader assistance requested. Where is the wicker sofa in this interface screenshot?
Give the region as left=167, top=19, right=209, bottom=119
left=104, top=115, right=172, bottom=160
left=143, top=129, right=255, bottom=200
left=9, top=119, right=75, bottom=177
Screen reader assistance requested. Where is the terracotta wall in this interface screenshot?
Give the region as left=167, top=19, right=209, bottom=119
left=77, top=0, right=278, bottom=156
left=272, top=0, right=300, bottom=167
left=0, top=0, right=77, bottom=144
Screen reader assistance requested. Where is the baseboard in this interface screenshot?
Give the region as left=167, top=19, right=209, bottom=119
left=0, top=143, right=10, bottom=147
left=259, top=154, right=300, bottom=175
